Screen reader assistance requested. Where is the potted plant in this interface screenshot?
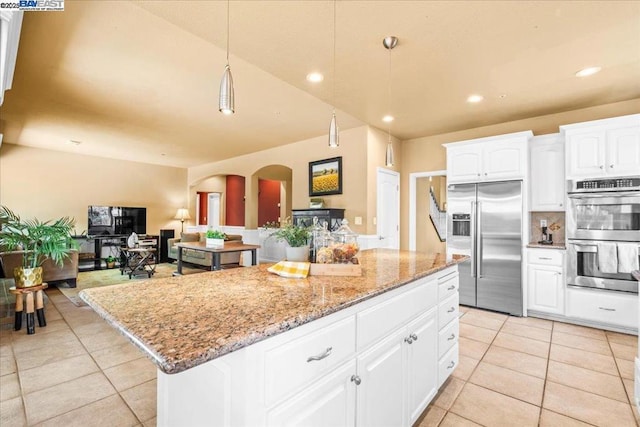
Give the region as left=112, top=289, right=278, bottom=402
left=104, top=255, right=117, bottom=269
left=0, top=206, right=77, bottom=287
left=205, top=229, right=226, bottom=248
left=270, top=219, right=311, bottom=262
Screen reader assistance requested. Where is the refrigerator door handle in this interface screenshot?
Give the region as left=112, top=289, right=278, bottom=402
left=470, top=201, right=476, bottom=278
left=477, top=201, right=482, bottom=278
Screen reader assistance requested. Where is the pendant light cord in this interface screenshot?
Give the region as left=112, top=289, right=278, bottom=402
left=226, top=0, right=230, bottom=65
left=387, top=42, right=391, bottom=142
left=333, top=0, right=336, bottom=114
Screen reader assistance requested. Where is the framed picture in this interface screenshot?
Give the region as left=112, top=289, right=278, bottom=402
left=309, top=156, right=342, bottom=196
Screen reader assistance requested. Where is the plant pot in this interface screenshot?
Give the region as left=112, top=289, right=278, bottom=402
left=14, top=266, right=43, bottom=288
left=106, top=261, right=116, bottom=269
left=285, top=246, right=310, bottom=262
left=206, top=238, right=224, bottom=249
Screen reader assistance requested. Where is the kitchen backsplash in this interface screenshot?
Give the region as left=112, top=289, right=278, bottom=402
left=530, top=212, right=565, bottom=245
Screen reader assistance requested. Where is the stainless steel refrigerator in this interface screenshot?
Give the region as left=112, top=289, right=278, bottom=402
left=446, top=181, right=523, bottom=316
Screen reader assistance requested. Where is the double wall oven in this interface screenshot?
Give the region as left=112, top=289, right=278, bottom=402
left=567, top=177, right=640, bottom=293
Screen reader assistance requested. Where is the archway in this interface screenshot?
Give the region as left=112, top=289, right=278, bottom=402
left=251, top=165, right=293, bottom=228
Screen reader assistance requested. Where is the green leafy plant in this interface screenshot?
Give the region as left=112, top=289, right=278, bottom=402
left=0, top=206, right=78, bottom=268
left=261, top=220, right=280, bottom=229
left=105, top=255, right=117, bottom=263
left=206, top=230, right=226, bottom=239
left=269, top=218, right=310, bottom=247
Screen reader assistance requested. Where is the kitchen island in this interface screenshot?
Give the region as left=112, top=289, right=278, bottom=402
left=81, top=249, right=466, bottom=426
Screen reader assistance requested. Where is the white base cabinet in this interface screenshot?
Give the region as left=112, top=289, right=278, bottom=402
left=527, top=248, right=565, bottom=315
left=158, top=266, right=460, bottom=427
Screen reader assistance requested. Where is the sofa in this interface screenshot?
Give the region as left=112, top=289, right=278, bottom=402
left=0, top=250, right=80, bottom=287
left=167, top=232, right=243, bottom=268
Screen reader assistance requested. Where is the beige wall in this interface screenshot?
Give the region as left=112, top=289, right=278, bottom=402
left=189, top=126, right=373, bottom=234
left=400, top=98, right=640, bottom=249
left=0, top=144, right=188, bottom=235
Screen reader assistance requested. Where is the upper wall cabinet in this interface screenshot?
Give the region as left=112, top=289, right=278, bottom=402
left=561, top=114, right=640, bottom=179
left=444, top=131, right=532, bottom=184
left=529, top=134, right=565, bottom=211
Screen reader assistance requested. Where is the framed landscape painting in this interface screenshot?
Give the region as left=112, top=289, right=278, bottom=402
left=309, top=156, right=343, bottom=196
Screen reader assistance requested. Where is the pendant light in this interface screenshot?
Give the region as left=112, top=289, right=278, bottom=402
left=328, top=0, right=339, bottom=147
left=383, top=36, right=398, bottom=167
left=219, top=0, right=234, bottom=115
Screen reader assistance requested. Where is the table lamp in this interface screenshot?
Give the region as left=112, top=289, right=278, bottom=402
left=174, top=208, right=191, bottom=233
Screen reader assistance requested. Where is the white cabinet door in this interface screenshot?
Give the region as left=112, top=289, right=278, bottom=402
left=527, top=264, right=564, bottom=315
left=530, top=135, right=565, bottom=211
left=406, top=309, right=438, bottom=425
left=356, top=328, right=406, bottom=427
left=267, top=360, right=356, bottom=427
left=483, top=140, right=526, bottom=181
left=566, top=131, right=606, bottom=178
left=447, top=146, right=482, bottom=183
left=606, top=125, right=640, bottom=177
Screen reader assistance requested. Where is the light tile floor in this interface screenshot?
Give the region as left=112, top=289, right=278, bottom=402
left=416, top=306, right=640, bottom=427
left=1, top=287, right=639, bottom=426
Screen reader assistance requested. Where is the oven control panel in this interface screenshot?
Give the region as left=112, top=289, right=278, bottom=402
left=571, top=177, right=640, bottom=192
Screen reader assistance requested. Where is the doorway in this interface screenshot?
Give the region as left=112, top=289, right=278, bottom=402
left=409, top=170, right=447, bottom=252
left=208, top=193, right=221, bottom=228
left=376, top=168, right=400, bottom=249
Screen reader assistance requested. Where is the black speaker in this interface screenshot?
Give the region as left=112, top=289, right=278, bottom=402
left=159, top=229, right=175, bottom=263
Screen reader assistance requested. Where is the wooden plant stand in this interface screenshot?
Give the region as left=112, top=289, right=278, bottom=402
left=10, top=283, right=48, bottom=334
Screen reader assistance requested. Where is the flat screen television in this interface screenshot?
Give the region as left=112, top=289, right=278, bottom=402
left=88, top=206, right=146, bottom=236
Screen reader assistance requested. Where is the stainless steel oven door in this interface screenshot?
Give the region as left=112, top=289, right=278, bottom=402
left=567, top=192, right=640, bottom=242
left=567, top=240, right=639, bottom=293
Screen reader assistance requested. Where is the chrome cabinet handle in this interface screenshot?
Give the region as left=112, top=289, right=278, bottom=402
left=447, top=285, right=456, bottom=291
left=410, top=333, right=418, bottom=341
left=477, top=173, right=481, bottom=177
left=599, top=165, right=604, bottom=169
left=539, top=257, right=552, bottom=260
left=404, top=336, right=413, bottom=344
left=447, top=361, right=455, bottom=369
left=350, top=375, right=361, bottom=385
left=610, top=164, right=614, bottom=168
left=307, top=347, right=332, bottom=362
left=447, top=333, right=456, bottom=341
left=598, top=307, right=616, bottom=312
left=447, top=307, right=456, bottom=313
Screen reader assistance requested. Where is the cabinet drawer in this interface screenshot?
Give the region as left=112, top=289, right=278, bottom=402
left=438, top=292, right=459, bottom=329
left=357, top=278, right=437, bottom=351
left=265, top=316, right=356, bottom=407
left=439, top=318, right=459, bottom=358
left=438, top=274, right=459, bottom=302
left=438, top=343, right=459, bottom=388
left=528, top=248, right=563, bottom=266
left=566, top=288, right=637, bottom=329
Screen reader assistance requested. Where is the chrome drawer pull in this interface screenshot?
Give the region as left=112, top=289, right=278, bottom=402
left=598, top=307, right=616, bottom=312
left=447, top=285, right=456, bottom=291
left=538, top=257, right=552, bottom=260
left=447, top=333, right=456, bottom=341
left=350, top=375, right=361, bottom=385
left=307, top=347, right=333, bottom=362
left=447, top=361, right=455, bottom=369
left=404, top=336, right=414, bottom=344
left=447, top=307, right=456, bottom=313
left=410, top=333, right=418, bottom=341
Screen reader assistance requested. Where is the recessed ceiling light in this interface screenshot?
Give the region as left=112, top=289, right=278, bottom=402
left=467, top=94, right=484, bottom=103
left=382, top=115, right=394, bottom=123
left=575, top=66, right=601, bottom=77
left=499, top=94, right=507, bottom=99
left=306, top=72, right=324, bottom=83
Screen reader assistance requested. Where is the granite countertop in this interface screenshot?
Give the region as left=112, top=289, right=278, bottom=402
left=80, top=249, right=466, bottom=374
left=527, top=243, right=566, bottom=249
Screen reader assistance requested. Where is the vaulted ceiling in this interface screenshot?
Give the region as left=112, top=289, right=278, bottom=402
left=1, top=1, right=639, bottom=167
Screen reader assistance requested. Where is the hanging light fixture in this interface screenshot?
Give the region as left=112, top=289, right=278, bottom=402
left=328, top=0, right=339, bottom=148
left=383, top=36, right=398, bottom=167
left=219, top=0, right=234, bottom=115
